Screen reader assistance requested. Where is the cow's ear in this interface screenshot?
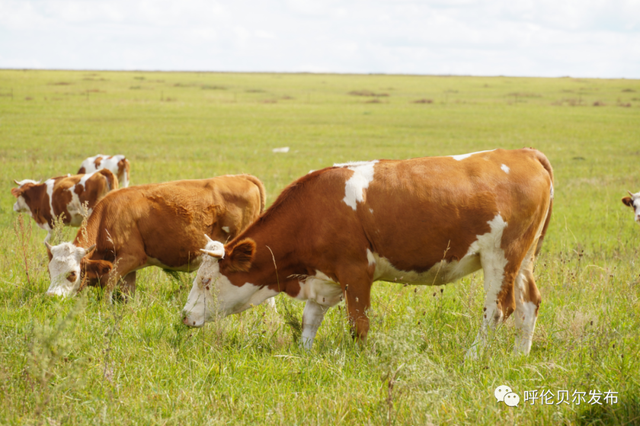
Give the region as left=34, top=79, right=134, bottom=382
left=227, top=238, right=256, bottom=272
left=10, top=187, right=22, bottom=198
left=82, top=259, right=113, bottom=279
left=622, top=197, right=633, bottom=207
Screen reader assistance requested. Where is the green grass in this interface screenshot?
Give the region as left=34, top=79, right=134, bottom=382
left=1, top=69, right=639, bottom=425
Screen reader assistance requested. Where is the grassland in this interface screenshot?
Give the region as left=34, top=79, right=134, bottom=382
left=0, top=69, right=639, bottom=425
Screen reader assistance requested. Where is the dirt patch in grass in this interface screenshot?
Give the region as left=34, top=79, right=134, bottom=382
left=412, top=99, right=433, bottom=104
left=349, top=90, right=389, bottom=97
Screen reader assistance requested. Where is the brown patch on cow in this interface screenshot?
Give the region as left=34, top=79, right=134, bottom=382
left=78, top=167, right=86, bottom=174
left=94, top=157, right=103, bottom=168
left=622, top=197, right=633, bottom=207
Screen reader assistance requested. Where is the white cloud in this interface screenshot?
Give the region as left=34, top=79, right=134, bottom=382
left=0, top=0, right=638, bottom=77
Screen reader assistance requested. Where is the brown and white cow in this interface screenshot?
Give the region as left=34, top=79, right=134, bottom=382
left=78, top=154, right=130, bottom=188
left=11, top=169, right=118, bottom=242
left=182, top=148, right=554, bottom=357
left=622, top=191, right=640, bottom=225
left=44, top=175, right=267, bottom=300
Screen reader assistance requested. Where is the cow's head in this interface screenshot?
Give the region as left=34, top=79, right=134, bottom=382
left=11, top=179, right=39, bottom=213
left=622, top=190, right=640, bottom=225
left=182, top=234, right=272, bottom=327
left=45, top=242, right=111, bottom=297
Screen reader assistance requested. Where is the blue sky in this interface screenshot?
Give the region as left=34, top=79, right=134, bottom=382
left=1, top=0, right=638, bottom=78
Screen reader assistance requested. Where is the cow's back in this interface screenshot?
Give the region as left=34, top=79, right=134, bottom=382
left=81, top=176, right=264, bottom=267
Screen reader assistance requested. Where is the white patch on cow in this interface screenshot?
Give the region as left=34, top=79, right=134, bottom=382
left=501, top=164, right=510, bottom=174
left=369, top=208, right=374, bottom=214
left=294, top=270, right=343, bottom=306
left=335, top=160, right=378, bottom=210
left=550, top=183, right=554, bottom=199
left=182, top=242, right=277, bottom=327
left=221, top=226, right=230, bottom=233
left=45, top=178, right=56, bottom=221
left=366, top=248, right=376, bottom=266
left=46, top=243, right=88, bottom=297
left=450, top=149, right=495, bottom=161
left=371, top=252, right=482, bottom=286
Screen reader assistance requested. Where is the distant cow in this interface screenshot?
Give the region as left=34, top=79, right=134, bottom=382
left=44, top=175, right=266, bottom=300
left=182, top=148, right=554, bottom=358
left=11, top=169, right=118, bottom=242
left=622, top=191, right=640, bottom=225
left=78, top=154, right=130, bottom=188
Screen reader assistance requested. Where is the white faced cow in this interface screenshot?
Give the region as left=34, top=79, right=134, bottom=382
left=11, top=169, right=118, bottom=242
left=622, top=191, right=640, bottom=225
left=78, top=154, right=130, bottom=188
left=45, top=175, right=267, bottom=301
left=183, top=148, right=554, bottom=358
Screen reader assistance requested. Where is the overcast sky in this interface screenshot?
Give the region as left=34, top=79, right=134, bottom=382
left=1, top=0, right=639, bottom=78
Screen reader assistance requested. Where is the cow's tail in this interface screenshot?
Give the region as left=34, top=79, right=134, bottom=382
left=532, top=149, right=554, bottom=256
left=97, top=168, right=119, bottom=191
left=241, top=174, right=267, bottom=213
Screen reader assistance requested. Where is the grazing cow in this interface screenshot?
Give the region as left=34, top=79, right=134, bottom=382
left=11, top=170, right=118, bottom=242
left=78, top=154, right=130, bottom=188
left=622, top=191, right=640, bottom=225
left=182, top=148, right=554, bottom=358
left=44, top=175, right=266, bottom=300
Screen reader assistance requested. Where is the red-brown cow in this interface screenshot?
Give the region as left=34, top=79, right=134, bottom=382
left=183, top=149, right=554, bottom=357
left=78, top=154, right=130, bottom=188
left=44, top=175, right=266, bottom=301
left=11, top=170, right=118, bottom=242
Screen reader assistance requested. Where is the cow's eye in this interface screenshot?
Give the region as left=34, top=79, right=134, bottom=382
left=202, top=278, right=211, bottom=286
left=66, top=271, right=77, bottom=282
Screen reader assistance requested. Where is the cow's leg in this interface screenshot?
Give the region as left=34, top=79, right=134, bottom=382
left=339, top=269, right=373, bottom=343
left=300, top=300, right=330, bottom=350
left=466, top=253, right=519, bottom=360
left=103, top=256, right=140, bottom=303
left=266, top=297, right=278, bottom=313
left=513, top=247, right=541, bottom=355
